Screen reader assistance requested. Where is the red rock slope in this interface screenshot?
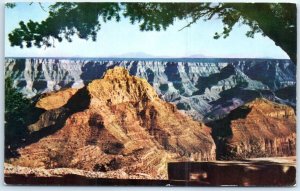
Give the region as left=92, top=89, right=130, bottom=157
left=208, top=98, right=296, bottom=159
left=11, top=67, right=216, bottom=179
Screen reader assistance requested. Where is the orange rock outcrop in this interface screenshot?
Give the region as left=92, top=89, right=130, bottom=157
left=209, top=98, right=296, bottom=159
left=11, top=67, right=216, bottom=179
left=36, top=88, right=78, bottom=110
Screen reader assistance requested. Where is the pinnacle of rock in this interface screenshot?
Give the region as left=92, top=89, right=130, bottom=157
left=87, top=67, right=159, bottom=106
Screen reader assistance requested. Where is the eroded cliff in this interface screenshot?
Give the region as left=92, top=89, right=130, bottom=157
left=10, top=67, right=216, bottom=179
left=5, top=58, right=296, bottom=122
left=208, top=98, right=296, bottom=159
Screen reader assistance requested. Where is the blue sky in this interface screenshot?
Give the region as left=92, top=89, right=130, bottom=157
left=5, top=2, right=289, bottom=59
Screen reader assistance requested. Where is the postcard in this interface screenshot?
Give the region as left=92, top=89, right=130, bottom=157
left=4, top=1, right=296, bottom=186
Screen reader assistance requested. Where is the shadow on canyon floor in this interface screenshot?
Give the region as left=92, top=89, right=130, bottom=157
left=206, top=105, right=252, bottom=159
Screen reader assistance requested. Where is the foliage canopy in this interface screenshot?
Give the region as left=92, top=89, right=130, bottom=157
left=7, top=2, right=296, bottom=63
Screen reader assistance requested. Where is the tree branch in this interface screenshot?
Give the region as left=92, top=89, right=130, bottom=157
left=38, top=2, right=47, bottom=12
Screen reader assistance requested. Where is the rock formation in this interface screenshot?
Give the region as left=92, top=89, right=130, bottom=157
left=36, top=88, right=78, bottom=110
left=208, top=98, right=296, bottom=159
left=5, top=58, right=296, bottom=121
left=10, top=67, right=216, bottom=179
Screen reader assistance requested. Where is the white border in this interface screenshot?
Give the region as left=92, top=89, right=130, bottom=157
left=0, top=0, right=299, bottom=191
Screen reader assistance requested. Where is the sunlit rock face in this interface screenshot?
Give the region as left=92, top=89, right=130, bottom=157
left=5, top=58, right=295, bottom=121
left=207, top=98, right=296, bottom=159
left=11, top=67, right=216, bottom=179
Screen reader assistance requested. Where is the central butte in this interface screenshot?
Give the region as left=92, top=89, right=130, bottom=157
left=11, top=67, right=216, bottom=179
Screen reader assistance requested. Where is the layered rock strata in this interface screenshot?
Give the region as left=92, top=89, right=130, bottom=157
left=5, top=58, right=296, bottom=121
left=11, top=67, right=216, bottom=179
left=208, top=98, right=296, bottom=159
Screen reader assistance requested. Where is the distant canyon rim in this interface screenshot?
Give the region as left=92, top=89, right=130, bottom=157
left=5, top=58, right=296, bottom=122
left=4, top=58, right=296, bottom=179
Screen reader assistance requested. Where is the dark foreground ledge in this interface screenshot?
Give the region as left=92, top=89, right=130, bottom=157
left=4, top=174, right=210, bottom=186
left=168, top=160, right=296, bottom=186
left=4, top=158, right=296, bottom=186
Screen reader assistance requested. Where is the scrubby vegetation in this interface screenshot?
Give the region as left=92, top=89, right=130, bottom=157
left=5, top=77, right=33, bottom=158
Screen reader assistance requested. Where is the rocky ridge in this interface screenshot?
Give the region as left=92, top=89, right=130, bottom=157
left=36, top=88, right=78, bottom=110
left=5, top=58, right=296, bottom=121
left=208, top=98, right=296, bottom=159
left=10, top=67, right=216, bottom=179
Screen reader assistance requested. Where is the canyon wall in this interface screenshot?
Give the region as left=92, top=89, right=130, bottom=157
left=208, top=98, right=296, bottom=159
left=11, top=67, right=216, bottom=179
left=5, top=58, right=296, bottom=121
